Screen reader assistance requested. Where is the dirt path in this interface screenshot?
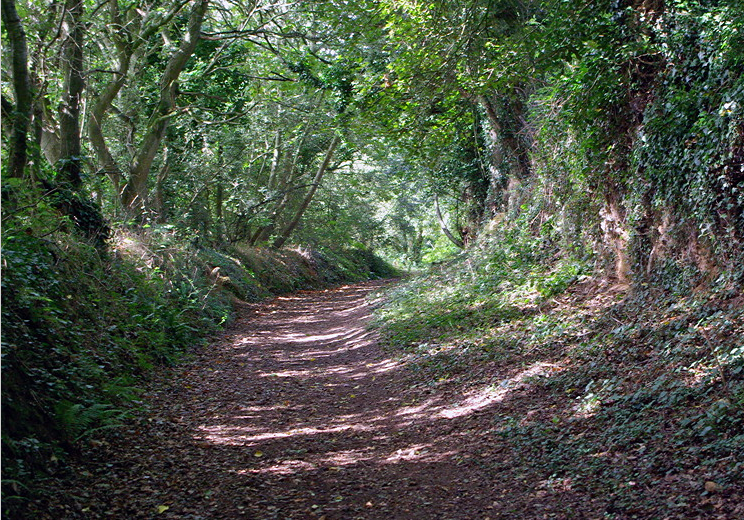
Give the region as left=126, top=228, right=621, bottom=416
left=36, top=280, right=598, bottom=519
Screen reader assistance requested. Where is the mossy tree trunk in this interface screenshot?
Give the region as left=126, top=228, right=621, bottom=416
left=58, top=0, right=85, bottom=188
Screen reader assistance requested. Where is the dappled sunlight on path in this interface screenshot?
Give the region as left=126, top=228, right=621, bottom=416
left=141, top=281, right=574, bottom=519
left=35, top=281, right=610, bottom=519
left=32, top=280, right=744, bottom=520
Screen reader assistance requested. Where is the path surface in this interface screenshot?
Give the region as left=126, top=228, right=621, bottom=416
left=36, top=280, right=595, bottom=519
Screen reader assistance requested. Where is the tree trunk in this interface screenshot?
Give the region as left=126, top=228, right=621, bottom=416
left=153, top=146, right=171, bottom=222
left=412, top=225, right=424, bottom=264
left=214, top=182, right=227, bottom=241
left=266, top=129, right=282, bottom=190
left=1, top=0, right=32, bottom=179
left=30, top=98, right=43, bottom=181
left=87, top=48, right=130, bottom=195
left=273, top=134, right=340, bottom=249
left=87, top=0, right=157, bottom=194
left=478, top=93, right=532, bottom=214
left=251, top=118, right=314, bottom=244
left=121, top=0, right=209, bottom=218
left=435, top=194, right=465, bottom=249
left=58, top=0, right=85, bottom=188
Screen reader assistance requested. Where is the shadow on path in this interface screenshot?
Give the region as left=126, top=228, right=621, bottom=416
left=33, top=280, right=602, bottom=519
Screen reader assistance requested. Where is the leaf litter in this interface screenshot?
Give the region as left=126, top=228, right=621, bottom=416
left=27, top=280, right=743, bottom=519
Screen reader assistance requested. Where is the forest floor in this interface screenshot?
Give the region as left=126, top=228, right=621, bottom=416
left=30, top=279, right=741, bottom=519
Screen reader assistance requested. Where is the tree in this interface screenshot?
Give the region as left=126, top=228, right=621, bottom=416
left=1, top=0, right=32, bottom=179
left=57, top=0, right=84, bottom=188
left=119, top=0, right=209, bottom=216
left=84, top=0, right=209, bottom=218
left=274, top=133, right=340, bottom=248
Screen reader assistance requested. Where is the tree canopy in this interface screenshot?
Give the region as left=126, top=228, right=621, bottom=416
left=3, top=0, right=739, bottom=270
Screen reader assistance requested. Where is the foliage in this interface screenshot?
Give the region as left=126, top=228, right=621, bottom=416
left=376, top=220, right=586, bottom=348
left=631, top=3, right=744, bottom=264
left=0, top=226, right=223, bottom=506
left=3, top=0, right=744, bottom=514
left=528, top=0, right=744, bottom=283
left=374, top=218, right=744, bottom=514
left=345, top=0, right=744, bottom=285
left=0, top=212, right=396, bottom=514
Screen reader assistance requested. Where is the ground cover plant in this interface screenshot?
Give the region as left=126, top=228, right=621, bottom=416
left=374, top=227, right=743, bottom=517
left=1, top=209, right=396, bottom=515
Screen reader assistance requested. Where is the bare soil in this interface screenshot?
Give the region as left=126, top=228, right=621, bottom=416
left=29, top=280, right=741, bottom=519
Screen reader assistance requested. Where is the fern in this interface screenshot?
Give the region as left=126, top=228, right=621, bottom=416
left=54, top=400, right=127, bottom=441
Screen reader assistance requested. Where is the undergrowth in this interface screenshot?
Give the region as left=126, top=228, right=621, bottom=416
left=1, top=219, right=396, bottom=516
left=375, top=225, right=743, bottom=517
left=1, top=230, right=228, bottom=512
